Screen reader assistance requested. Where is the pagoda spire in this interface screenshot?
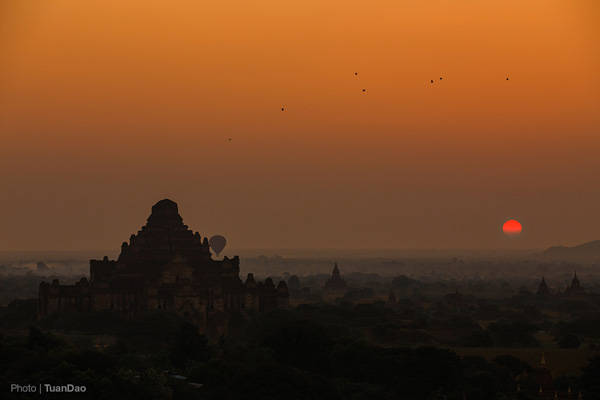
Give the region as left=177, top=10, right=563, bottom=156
left=537, top=276, right=550, bottom=296
left=540, top=352, right=546, bottom=366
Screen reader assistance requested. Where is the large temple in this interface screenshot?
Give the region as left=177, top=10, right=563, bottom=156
left=38, top=199, right=289, bottom=336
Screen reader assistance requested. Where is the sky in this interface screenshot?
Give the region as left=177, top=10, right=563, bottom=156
left=1, top=0, right=599, bottom=251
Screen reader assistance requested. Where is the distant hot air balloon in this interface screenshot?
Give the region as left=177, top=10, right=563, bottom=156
left=209, top=235, right=227, bottom=256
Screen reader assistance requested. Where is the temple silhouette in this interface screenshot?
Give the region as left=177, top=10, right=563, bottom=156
left=536, top=272, right=586, bottom=297
left=324, top=262, right=347, bottom=293
left=38, top=199, right=289, bottom=336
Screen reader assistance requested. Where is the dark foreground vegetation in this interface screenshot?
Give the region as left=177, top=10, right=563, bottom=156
left=2, top=252, right=599, bottom=399
left=2, top=305, right=600, bottom=400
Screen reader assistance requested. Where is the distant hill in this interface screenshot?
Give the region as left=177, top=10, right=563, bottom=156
left=543, top=240, right=600, bottom=260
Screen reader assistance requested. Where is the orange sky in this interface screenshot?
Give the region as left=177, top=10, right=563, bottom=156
left=1, top=0, right=599, bottom=251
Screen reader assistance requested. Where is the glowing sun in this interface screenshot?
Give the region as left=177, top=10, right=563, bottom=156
left=502, top=219, right=522, bottom=237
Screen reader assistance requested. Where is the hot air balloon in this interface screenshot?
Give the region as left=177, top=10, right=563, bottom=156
left=209, top=235, right=227, bottom=256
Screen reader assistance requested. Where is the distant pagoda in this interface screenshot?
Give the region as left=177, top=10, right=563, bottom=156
left=564, top=271, right=585, bottom=296
left=324, top=262, right=347, bottom=292
left=536, top=277, right=550, bottom=296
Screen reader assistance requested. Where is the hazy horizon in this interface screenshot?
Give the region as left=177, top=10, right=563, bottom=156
left=0, top=245, right=574, bottom=258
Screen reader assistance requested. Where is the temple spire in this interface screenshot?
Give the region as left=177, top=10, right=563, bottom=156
left=324, top=262, right=347, bottom=292
left=537, top=276, right=550, bottom=296
left=540, top=352, right=546, bottom=366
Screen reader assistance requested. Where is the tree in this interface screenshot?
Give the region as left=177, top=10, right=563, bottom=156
left=287, top=275, right=301, bottom=291
left=170, top=322, right=209, bottom=368
left=582, top=356, right=600, bottom=396
left=558, top=333, right=581, bottom=349
left=27, top=326, right=62, bottom=351
left=493, top=355, right=532, bottom=378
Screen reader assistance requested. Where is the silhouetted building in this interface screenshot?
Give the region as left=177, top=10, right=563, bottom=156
left=535, top=273, right=587, bottom=299
left=537, top=277, right=550, bottom=296
left=324, top=262, right=347, bottom=293
left=515, top=353, right=568, bottom=399
left=564, top=271, right=584, bottom=296
left=38, top=199, right=288, bottom=336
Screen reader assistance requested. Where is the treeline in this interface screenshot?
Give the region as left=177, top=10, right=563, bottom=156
left=2, top=308, right=600, bottom=399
